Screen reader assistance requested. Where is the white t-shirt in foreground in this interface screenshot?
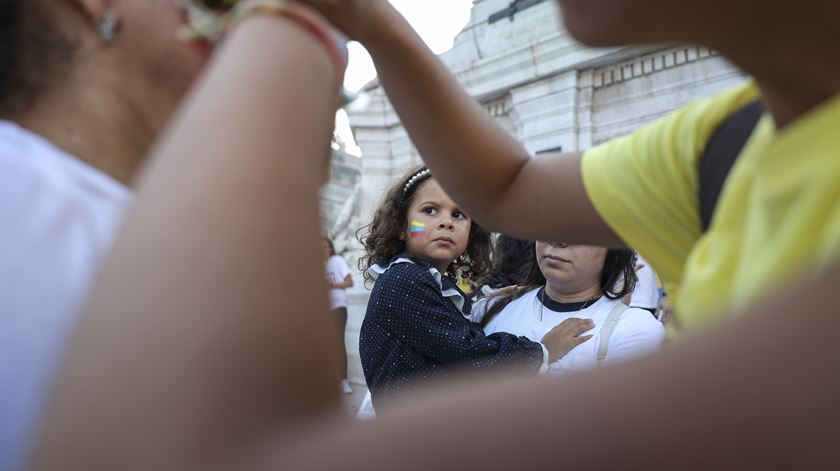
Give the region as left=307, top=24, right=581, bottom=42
left=0, top=121, right=131, bottom=470
left=473, top=288, right=665, bottom=375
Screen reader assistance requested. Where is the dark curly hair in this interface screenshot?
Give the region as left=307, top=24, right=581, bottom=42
left=357, top=165, right=493, bottom=285
left=0, top=0, right=79, bottom=116
left=479, top=245, right=638, bottom=328
left=484, top=235, right=540, bottom=290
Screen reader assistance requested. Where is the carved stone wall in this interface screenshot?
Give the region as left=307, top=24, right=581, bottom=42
left=321, top=146, right=361, bottom=251
left=327, top=0, right=746, bottom=386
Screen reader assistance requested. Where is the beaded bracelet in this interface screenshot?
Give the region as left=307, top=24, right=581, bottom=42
left=232, top=0, right=348, bottom=87
left=178, top=0, right=348, bottom=87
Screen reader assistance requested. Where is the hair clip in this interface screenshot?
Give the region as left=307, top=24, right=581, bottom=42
left=403, top=168, right=432, bottom=195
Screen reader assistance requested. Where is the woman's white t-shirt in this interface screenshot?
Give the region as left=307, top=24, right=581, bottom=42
left=473, top=288, right=665, bottom=374
left=325, top=254, right=352, bottom=309
left=0, top=121, right=131, bottom=470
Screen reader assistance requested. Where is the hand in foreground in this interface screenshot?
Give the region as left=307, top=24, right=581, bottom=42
left=541, top=318, right=594, bottom=362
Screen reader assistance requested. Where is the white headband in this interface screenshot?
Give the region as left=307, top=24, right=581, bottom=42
left=402, top=169, right=432, bottom=196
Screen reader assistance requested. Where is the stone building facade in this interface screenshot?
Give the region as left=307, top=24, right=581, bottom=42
left=323, top=0, right=747, bottom=386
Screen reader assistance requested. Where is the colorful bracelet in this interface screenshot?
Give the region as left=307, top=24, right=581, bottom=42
left=177, top=0, right=348, bottom=88
left=231, top=0, right=348, bottom=87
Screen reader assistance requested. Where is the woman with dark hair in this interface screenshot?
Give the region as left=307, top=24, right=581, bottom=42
left=0, top=1, right=207, bottom=467
left=2, top=0, right=348, bottom=469
left=474, top=243, right=665, bottom=374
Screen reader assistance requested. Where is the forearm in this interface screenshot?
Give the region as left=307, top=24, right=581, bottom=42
left=33, top=15, right=341, bottom=470
left=360, top=13, right=617, bottom=244
left=331, top=277, right=353, bottom=289
left=356, top=12, right=527, bottom=224
left=461, top=333, right=545, bottom=371
left=367, top=14, right=528, bottom=202
left=406, top=319, right=543, bottom=368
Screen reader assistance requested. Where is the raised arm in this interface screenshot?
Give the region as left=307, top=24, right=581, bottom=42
left=299, top=0, right=620, bottom=246
left=331, top=274, right=354, bottom=289
left=32, top=11, right=344, bottom=471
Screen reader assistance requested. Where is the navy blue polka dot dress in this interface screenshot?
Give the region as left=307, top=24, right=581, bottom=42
left=360, top=254, right=544, bottom=408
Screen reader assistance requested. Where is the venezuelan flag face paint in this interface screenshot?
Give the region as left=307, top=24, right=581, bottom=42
left=409, top=220, right=427, bottom=238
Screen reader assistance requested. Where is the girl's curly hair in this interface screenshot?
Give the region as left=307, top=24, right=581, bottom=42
left=357, top=165, right=493, bottom=285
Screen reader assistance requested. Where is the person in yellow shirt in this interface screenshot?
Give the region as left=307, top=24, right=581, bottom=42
left=582, top=82, right=840, bottom=330
left=295, top=0, right=840, bottom=334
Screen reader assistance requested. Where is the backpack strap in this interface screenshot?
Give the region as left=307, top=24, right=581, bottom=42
left=698, top=99, right=764, bottom=232
left=597, top=303, right=628, bottom=364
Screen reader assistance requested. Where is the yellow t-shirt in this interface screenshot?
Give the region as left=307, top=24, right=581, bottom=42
left=582, top=82, right=840, bottom=331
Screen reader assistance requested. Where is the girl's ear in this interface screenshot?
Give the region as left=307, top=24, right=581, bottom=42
left=396, top=219, right=407, bottom=241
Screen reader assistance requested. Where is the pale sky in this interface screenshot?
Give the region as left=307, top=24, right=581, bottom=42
left=343, top=0, right=475, bottom=92
left=336, top=0, right=474, bottom=156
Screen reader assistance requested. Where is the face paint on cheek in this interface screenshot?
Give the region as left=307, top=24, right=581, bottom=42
left=409, top=220, right=427, bottom=238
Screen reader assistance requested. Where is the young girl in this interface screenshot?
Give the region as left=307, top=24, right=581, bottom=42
left=357, top=167, right=576, bottom=409
left=323, top=237, right=354, bottom=394
left=475, top=242, right=666, bottom=374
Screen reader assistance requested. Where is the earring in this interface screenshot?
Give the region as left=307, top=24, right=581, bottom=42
left=95, top=9, right=120, bottom=43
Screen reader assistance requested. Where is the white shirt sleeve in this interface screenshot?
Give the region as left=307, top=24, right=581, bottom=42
left=336, top=256, right=351, bottom=280
left=600, top=308, right=666, bottom=366
left=546, top=349, right=586, bottom=376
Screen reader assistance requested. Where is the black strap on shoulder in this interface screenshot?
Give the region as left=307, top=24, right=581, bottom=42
left=698, top=99, right=764, bottom=231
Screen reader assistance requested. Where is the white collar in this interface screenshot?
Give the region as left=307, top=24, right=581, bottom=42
left=0, top=120, right=131, bottom=199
